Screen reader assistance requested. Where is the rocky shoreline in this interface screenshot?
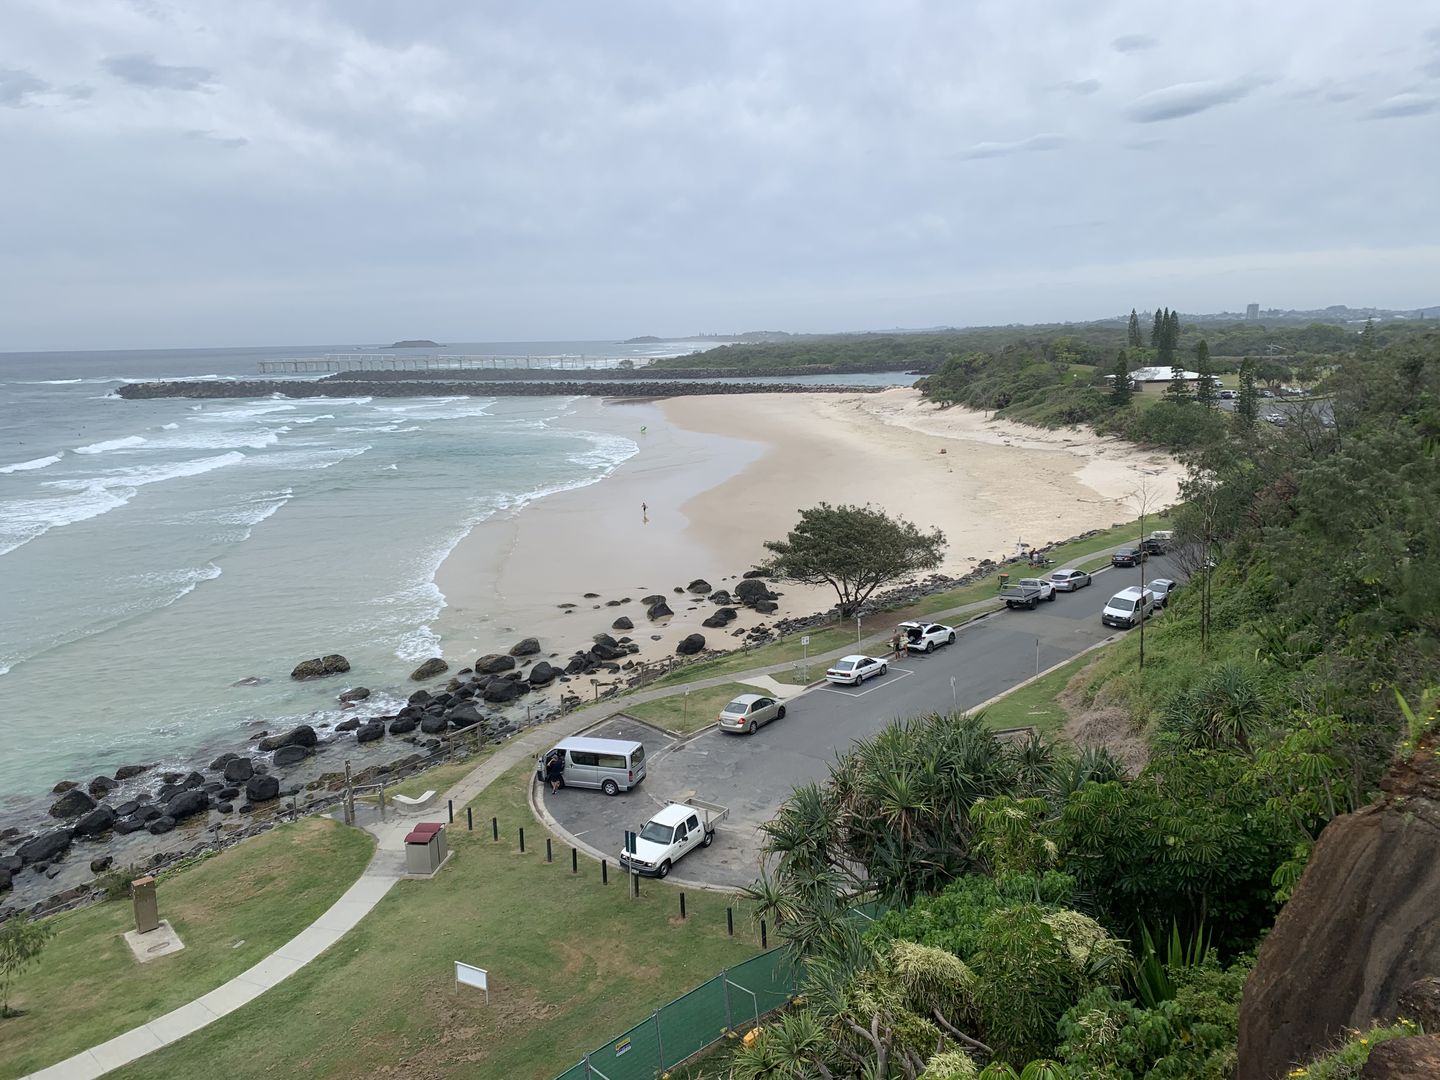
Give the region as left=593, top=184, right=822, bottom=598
left=0, top=526, right=1113, bottom=918
left=113, top=379, right=889, bottom=400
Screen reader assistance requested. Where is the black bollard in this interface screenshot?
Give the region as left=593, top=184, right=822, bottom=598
left=546, top=837, right=553, bottom=863
left=571, top=848, right=578, bottom=874
left=602, top=859, right=608, bottom=885
left=491, top=816, right=498, bottom=841
left=519, top=826, right=525, bottom=853
left=447, top=799, right=453, bottom=823
left=727, top=907, right=734, bottom=936
left=466, top=807, right=473, bottom=831
left=679, top=893, right=686, bottom=920
left=761, top=919, right=767, bottom=949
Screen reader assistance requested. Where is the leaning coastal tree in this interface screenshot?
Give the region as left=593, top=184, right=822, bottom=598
left=761, top=503, right=946, bottom=619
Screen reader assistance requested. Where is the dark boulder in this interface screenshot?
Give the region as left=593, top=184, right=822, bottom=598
left=0, top=868, right=9, bottom=892
left=675, top=633, right=706, bottom=656
left=741, top=568, right=768, bottom=578
left=217, top=787, right=239, bottom=801
left=88, top=775, right=119, bottom=798
left=0, top=855, right=20, bottom=875
left=155, top=783, right=184, bottom=804
left=447, top=703, right=484, bottom=729
left=73, top=805, right=118, bottom=837
left=114, top=800, right=140, bottom=817
left=407, top=689, right=433, bottom=707
left=419, top=714, right=449, bottom=735
left=272, top=745, right=310, bottom=768
left=245, top=775, right=280, bottom=803
left=290, top=657, right=326, bottom=679
left=183, top=771, right=205, bottom=789
left=216, top=802, right=235, bottom=815
left=338, top=686, right=371, bottom=703
left=356, top=721, right=385, bottom=744
left=687, top=578, right=712, bottom=593
left=529, top=661, right=558, bottom=687
left=209, top=752, right=238, bottom=771
left=258, top=724, right=318, bottom=752
left=114, top=817, right=148, bottom=835
left=1358, top=1035, right=1440, bottom=1079
left=641, top=594, right=666, bottom=605
left=164, top=790, right=211, bottom=821
left=334, top=717, right=362, bottom=733
left=52, top=780, right=78, bottom=794
left=147, top=816, right=176, bottom=835
left=707, top=590, right=733, bottom=605
left=646, top=599, right=674, bottom=620
left=160, top=771, right=183, bottom=784
left=702, top=608, right=738, bottom=628
left=564, top=655, right=588, bottom=675
left=1398, top=977, right=1440, bottom=1032
left=611, top=615, right=634, bottom=631
left=592, top=632, right=618, bottom=648
left=49, top=788, right=97, bottom=819
left=509, top=637, right=541, bottom=657
left=1237, top=732, right=1440, bottom=1080
left=223, top=758, right=255, bottom=783
left=592, top=640, right=627, bottom=661
left=476, top=653, right=516, bottom=674
left=113, top=764, right=150, bottom=781
left=483, top=679, right=522, bottom=704
left=735, top=578, right=774, bottom=605
left=90, top=855, right=115, bottom=873
left=753, top=599, right=779, bottom=614
left=322, top=654, right=350, bottom=674
left=410, top=657, right=449, bottom=681
left=388, top=715, right=419, bottom=735
left=133, top=805, right=162, bottom=823
left=19, top=829, right=72, bottom=864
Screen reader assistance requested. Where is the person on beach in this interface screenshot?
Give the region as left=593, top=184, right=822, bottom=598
left=545, top=751, right=565, bottom=793
left=642, top=502, right=648, bottom=517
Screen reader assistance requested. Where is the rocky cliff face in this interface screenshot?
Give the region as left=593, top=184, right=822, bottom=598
left=1236, top=733, right=1440, bottom=1080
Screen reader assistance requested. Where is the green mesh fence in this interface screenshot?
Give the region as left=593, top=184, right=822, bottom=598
left=552, top=947, right=794, bottom=1079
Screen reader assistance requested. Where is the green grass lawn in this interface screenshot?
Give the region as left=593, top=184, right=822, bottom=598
left=357, top=744, right=498, bottom=804
left=1, top=818, right=375, bottom=1080
left=107, top=765, right=762, bottom=1080
left=625, top=681, right=770, bottom=734
left=975, top=652, right=1099, bottom=739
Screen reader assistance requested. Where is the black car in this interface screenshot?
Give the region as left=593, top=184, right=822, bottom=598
left=1111, top=547, right=1145, bottom=568
left=1140, top=537, right=1167, bottom=557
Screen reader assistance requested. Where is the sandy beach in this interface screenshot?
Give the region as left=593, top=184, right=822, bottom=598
left=432, top=388, right=1182, bottom=672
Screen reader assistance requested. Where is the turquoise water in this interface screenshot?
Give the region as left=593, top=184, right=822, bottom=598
left=0, top=344, right=914, bottom=810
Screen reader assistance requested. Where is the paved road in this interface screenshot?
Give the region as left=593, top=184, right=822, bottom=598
left=543, top=553, right=1185, bottom=890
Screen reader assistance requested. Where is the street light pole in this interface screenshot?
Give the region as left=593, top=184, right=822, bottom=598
left=855, top=614, right=862, bottom=649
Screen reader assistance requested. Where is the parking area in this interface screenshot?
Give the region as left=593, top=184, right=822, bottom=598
left=537, top=554, right=1186, bottom=889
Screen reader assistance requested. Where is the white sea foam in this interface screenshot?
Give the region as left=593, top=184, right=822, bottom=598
left=74, top=435, right=146, bottom=454
left=0, top=452, right=248, bottom=556
left=291, top=414, right=334, bottom=425
left=246, top=446, right=370, bottom=470
left=195, top=402, right=297, bottom=421
left=0, top=453, right=63, bottom=474
left=161, top=422, right=179, bottom=430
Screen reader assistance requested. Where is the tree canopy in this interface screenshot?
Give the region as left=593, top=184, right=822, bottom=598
left=762, top=503, right=945, bottom=617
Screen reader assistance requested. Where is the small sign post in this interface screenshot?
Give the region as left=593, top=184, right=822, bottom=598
left=801, top=635, right=810, bottom=680
left=454, top=961, right=489, bottom=1003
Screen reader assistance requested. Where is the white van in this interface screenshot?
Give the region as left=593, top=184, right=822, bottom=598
left=1102, top=586, right=1156, bottom=629
left=537, top=736, right=646, bottom=796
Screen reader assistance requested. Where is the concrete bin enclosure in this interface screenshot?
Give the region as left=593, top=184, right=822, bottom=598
left=404, top=822, right=447, bottom=876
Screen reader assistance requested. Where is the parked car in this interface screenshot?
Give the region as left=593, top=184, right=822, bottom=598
left=1264, top=412, right=1288, bottom=425
left=536, top=737, right=647, bottom=796
left=897, top=621, right=956, bottom=653
left=1218, top=389, right=1237, bottom=400
left=619, top=799, right=727, bottom=878
left=1049, top=568, right=1092, bottom=591
left=1102, top=586, right=1157, bottom=629
left=1000, top=577, right=1056, bottom=610
left=1111, top=547, right=1146, bottom=568
left=825, top=654, right=887, bottom=686
left=716, top=693, right=785, bottom=734
left=1149, top=578, right=1179, bottom=607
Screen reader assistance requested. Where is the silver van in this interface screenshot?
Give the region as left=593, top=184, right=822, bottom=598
left=537, top=736, right=646, bottom=796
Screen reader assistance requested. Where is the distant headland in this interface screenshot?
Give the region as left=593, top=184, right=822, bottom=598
left=384, top=339, right=442, bottom=349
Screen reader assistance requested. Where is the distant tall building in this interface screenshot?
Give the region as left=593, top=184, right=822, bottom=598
left=1246, top=303, right=1260, bottom=321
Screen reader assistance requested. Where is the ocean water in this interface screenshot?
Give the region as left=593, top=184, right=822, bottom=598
left=0, top=343, right=915, bottom=812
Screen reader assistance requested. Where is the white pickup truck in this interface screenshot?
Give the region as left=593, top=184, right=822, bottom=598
left=618, top=799, right=729, bottom=879
left=1000, top=577, right=1056, bottom=610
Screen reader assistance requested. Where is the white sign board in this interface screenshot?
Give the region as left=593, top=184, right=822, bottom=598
left=455, top=961, right=489, bottom=1001
left=801, top=636, right=810, bottom=646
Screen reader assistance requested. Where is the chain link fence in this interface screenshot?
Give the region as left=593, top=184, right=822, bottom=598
left=553, top=947, right=795, bottom=1080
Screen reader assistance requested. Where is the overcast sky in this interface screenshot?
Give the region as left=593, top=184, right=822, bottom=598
left=3, top=1, right=1439, bottom=349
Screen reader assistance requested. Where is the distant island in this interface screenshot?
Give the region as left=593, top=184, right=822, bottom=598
left=384, top=339, right=442, bottom=349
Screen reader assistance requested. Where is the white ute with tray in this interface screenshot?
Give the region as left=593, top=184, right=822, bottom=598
left=618, top=798, right=729, bottom=878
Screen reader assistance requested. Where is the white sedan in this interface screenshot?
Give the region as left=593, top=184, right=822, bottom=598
left=1049, top=568, right=1092, bottom=591
left=825, top=654, right=888, bottom=686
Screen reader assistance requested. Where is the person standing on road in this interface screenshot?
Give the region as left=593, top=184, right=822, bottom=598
left=891, top=629, right=905, bottom=660
left=545, top=751, right=565, bottom=793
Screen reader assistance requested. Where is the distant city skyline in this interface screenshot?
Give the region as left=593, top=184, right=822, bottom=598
left=3, top=2, right=1439, bottom=350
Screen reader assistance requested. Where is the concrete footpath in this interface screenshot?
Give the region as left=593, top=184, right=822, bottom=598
left=20, top=574, right=1083, bottom=1079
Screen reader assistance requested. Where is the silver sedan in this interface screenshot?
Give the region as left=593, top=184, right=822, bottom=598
left=1049, top=568, right=1092, bottom=591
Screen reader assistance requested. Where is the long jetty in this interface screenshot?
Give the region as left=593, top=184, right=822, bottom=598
left=256, top=354, right=626, bottom=374
left=115, top=379, right=886, bottom=401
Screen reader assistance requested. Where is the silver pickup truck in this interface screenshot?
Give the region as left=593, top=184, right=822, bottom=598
left=999, top=577, right=1057, bottom=610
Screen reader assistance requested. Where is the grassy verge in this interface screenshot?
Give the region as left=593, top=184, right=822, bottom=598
left=626, top=681, right=769, bottom=734
left=975, top=652, right=1099, bottom=739
left=108, top=765, right=762, bottom=1080
left=2, top=818, right=375, bottom=1080
left=357, top=744, right=498, bottom=803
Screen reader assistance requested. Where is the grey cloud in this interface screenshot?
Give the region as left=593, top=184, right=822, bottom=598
left=957, top=133, right=1065, bottom=159
left=0, top=68, right=49, bottom=107
left=1051, top=78, right=1101, bottom=96
left=103, top=53, right=214, bottom=90
left=1112, top=34, right=1158, bottom=54
left=1367, top=93, right=1438, bottom=119
left=1126, top=77, right=1264, bottom=122
left=183, top=129, right=248, bottom=148
left=1424, top=58, right=1440, bottom=79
